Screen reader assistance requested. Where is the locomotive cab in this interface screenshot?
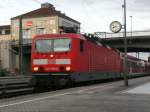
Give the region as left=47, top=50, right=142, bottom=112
left=31, top=34, right=80, bottom=87
left=32, top=38, right=72, bottom=73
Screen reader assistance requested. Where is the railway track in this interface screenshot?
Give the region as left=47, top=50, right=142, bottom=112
left=0, top=76, right=33, bottom=98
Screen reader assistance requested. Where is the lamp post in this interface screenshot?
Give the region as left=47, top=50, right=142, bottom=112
left=19, top=16, right=23, bottom=75
left=123, top=0, right=128, bottom=86
left=110, top=0, right=128, bottom=86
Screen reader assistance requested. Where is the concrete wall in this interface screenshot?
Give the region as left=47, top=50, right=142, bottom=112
left=0, top=41, right=11, bottom=70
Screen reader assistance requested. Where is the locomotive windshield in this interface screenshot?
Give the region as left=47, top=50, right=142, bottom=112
left=35, top=38, right=71, bottom=53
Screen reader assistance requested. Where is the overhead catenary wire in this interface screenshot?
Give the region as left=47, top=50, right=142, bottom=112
left=81, top=0, right=101, bottom=32
left=81, top=23, right=99, bottom=33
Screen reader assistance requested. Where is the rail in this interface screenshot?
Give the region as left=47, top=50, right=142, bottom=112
left=0, top=76, right=33, bottom=98
left=96, top=30, right=150, bottom=38
left=11, top=39, right=32, bottom=46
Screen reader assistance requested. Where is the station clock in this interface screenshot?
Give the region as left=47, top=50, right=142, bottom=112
left=110, top=21, right=122, bottom=33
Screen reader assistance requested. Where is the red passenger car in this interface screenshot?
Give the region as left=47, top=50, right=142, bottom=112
left=31, top=33, right=148, bottom=87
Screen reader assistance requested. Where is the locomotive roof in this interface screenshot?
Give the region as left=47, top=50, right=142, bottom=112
left=33, top=33, right=105, bottom=46
left=33, top=33, right=84, bottom=39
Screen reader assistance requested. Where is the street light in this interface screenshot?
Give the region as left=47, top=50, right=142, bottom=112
left=123, top=0, right=128, bottom=86
left=19, top=16, right=23, bottom=75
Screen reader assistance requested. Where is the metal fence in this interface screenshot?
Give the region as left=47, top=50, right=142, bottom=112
left=96, top=30, right=150, bottom=38
left=11, top=39, right=32, bottom=46
left=0, top=76, right=32, bottom=98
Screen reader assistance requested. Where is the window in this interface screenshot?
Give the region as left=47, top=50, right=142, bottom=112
left=37, top=28, right=46, bottom=34
left=23, top=29, right=31, bottom=39
left=5, top=30, right=10, bottom=34
left=50, top=20, right=55, bottom=25
left=0, top=30, right=10, bottom=35
left=62, top=20, right=72, bottom=27
left=80, top=40, right=84, bottom=52
left=1, top=30, right=5, bottom=35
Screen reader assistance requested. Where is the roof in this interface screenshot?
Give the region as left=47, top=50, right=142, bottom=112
left=0, top=25, right=10, bottom=31
left=11, top=7, right=80, bottom=24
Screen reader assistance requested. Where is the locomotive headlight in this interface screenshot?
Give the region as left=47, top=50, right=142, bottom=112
left=65, top=66, right=71, bottom=71
left=50, top=54, right=54, bottom=58
left=34, top=67, right=39, bottom=71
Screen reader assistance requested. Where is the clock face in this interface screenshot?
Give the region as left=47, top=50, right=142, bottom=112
left=110, top=21, right=122, bottom=33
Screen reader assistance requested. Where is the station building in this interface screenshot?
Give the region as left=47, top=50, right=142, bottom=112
left=0, top=3, right=80, bottom=75
left=11, top=3, right=80, bottom=40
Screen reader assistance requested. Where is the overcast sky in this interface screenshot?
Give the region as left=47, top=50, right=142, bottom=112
left=1, top=0, right=150, bottom=32
left=0, top=0, right=149, bottom=59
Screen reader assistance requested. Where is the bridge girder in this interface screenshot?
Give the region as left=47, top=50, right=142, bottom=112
left=103, top=36, right=150, bottom=52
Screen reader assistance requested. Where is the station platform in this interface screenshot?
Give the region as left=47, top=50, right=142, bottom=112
left=124, top=82, right=150, bottom=95
left=0, top=76, right=150, bottom=112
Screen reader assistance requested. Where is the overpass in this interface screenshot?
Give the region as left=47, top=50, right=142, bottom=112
left=98, top=30, right=150, bottom=52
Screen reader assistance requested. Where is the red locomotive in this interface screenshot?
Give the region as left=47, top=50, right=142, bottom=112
left=31, top=33, right=149, bottom=87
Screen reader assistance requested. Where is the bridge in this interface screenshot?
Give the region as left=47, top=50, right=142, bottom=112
left=98, top=30, right=150, bottom=52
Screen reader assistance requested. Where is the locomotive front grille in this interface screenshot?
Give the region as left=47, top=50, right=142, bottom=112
left=33, top=59, right=71, bottom=65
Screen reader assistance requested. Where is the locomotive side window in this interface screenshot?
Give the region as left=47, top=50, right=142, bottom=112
left=80, top=39, right=84, bottom=52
